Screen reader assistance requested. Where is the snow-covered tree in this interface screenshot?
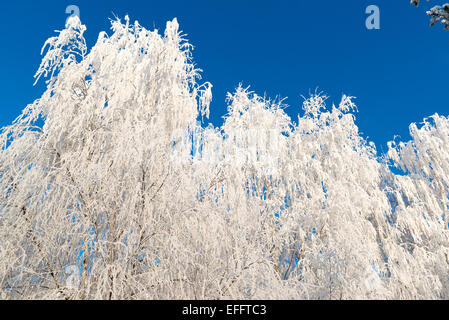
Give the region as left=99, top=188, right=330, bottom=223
left=412, top=0, right=449, bottom=30
left=1, top=15, right=449, bottom=300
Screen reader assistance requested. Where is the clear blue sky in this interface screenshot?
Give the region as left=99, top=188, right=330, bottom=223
left=0, top=0, right=448, bottom=153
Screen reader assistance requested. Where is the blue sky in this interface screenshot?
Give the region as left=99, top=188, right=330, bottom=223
left=0, top=0, right=448, bottom=153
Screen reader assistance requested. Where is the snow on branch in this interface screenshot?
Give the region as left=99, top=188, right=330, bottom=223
left=411, top=0, right=449, bottom=30
left=2, top=14, right=449, bottom=300
left=34, top=15, right=87, bottom=85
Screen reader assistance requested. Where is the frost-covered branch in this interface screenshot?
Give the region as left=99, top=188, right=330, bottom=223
left=411, top=0, right=449, bottom=30
left=1, top=14, right=449, bottom=300
left=34, top=16, right=87, bottom=85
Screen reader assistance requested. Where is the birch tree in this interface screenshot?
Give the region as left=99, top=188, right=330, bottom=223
left=1, top=15, right=449, bottom=300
